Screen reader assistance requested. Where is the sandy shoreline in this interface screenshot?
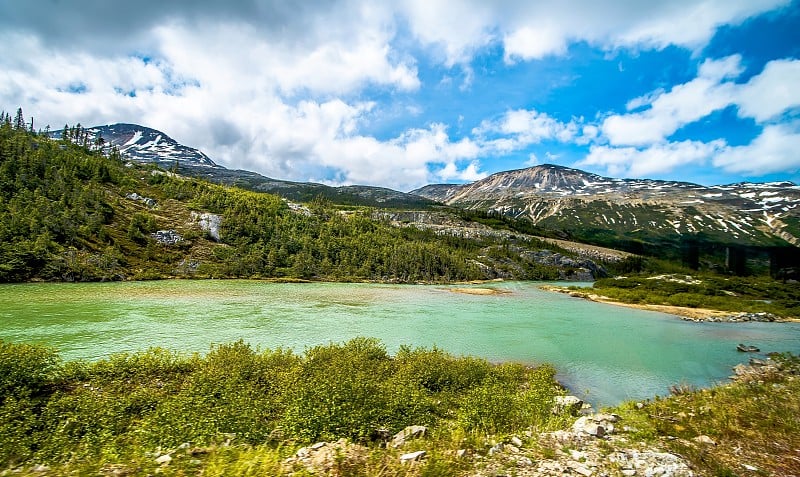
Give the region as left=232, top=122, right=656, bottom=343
left=539, top=285, right=799, bottom=322
left=448, top=287, right=511, bottom=296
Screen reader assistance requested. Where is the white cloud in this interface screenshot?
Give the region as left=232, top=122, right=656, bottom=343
left=436, top=161, right=487, bottom=182
left=714, top=123, right=800, bottom=175
left=498, top=1, right=785, bottom=64
left=1, top=0, right=797, bottom=190
left=524, top=153, right=539, bottom=167
left=579, top=140, right=726, bottom=177
left=736, top=59, right=800, bottom=122
left=601, top=56, right=742, bottom=146
left=474, top=109, right=578, bottom=153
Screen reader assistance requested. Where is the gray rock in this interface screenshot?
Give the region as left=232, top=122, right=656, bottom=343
left=553, top=395, right=585, bottom=415
left=390, top=425, right=427, bottom=448
left=155, top=454, right=172, bottom=465
left=510, top=436, right=523, bottom=448
left=692, top=435, right=716, bottom=446
left=399, top=450, right=426, bottom=463
left=191, top=211, right=222, bottom=241
left=151, top=229, right=183, bottom=245
left=125, top=192, right=157, bottom=208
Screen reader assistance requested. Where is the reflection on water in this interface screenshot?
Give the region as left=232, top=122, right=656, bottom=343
left=1, top=280, right=799, bottom=406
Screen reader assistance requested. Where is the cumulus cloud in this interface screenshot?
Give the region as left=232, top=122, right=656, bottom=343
left=736, top=59, right=800, bottom=122
left=588, top=56, right=800, bottom=178
left=0, top=0, right=796, bottom=189
left=601, top=56, right=743, bottom=146
left=714, top=123, right=800, bottom=175
left=579, top=140, right=727, bottom=177
left=473, top=109, right=578, bottom=153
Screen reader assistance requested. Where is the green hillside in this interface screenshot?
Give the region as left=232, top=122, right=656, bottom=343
left=0, top=119, right=578, bottom=283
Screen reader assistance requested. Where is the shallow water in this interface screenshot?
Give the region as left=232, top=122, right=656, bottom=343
left=1, top=280, right=798, bottom=406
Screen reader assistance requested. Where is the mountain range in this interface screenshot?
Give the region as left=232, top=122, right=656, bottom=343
left=61, top=123, right=800, bottom=259
left=411, top=165, right=800, bottom=250
left=56, top=124, right=435, bottom=209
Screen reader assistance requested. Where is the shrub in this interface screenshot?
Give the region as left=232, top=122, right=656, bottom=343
left=0, top=340, right=60, bottom=399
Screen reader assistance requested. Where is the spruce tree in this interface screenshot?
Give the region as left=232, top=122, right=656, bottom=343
left=14, top=108, right=24, bottom=130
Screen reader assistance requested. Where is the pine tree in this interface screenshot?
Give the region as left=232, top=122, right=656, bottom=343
left=14, top=108, right=24, bottom=130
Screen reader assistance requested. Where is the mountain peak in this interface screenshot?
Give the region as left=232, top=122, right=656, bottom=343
left=54, top=123, right=218, bottom=168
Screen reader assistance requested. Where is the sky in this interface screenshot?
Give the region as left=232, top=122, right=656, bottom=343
left=1, top=1, right=799, bottom=191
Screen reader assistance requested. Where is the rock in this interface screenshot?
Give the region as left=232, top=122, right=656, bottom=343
left=456, top=449, right=467, bottom=459
left=488, top=443, right=504, bottom=456
left=572, top=414, right=620, bottom=437
left=151, top=229, right=183, bottom=245
left=191, top=212, right=222, bottom=241
left=553, top=395, right=585, bottom=415
left=510, top=436, right=523, bottom=447
left=621, top=470, right=637, bottom=476
left=692, top=435, right=716, bottom=446
left=570, top=449, right=588, bottom=460
left=155, top=454, right=172, bottom=465
left=286, top=439, right=368, bottom=474
left=572, top=464, right=593, bottom=476
left=390, top=425, right=427, bottom=448
left=126, top=192, right=157, bottom=208
left=742, top=464, right=758, bottom=471
left=399, top=450, right=426, bottom=463
left=586, top=424, right=605, bottom=437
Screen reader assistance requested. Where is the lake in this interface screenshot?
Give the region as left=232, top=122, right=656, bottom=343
left=1, top=280, right=798, bottom=407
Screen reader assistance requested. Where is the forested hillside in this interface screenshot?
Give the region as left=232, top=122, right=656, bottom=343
left=0, top=113, right=583, bottom=283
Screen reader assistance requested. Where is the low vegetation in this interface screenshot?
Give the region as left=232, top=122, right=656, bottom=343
left=588, top=273, right=800, bottom=318
left=616, top=352, right=800, bottom=476
left=0, top=338, right=565, bottom=475
left=2, top=339, right=799, bottom=476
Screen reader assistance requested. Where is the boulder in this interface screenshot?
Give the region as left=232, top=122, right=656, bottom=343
left=693, top=435, right=716, bottom=446
left=191, top=212, right=222, bottom=241
left=400, top=450, right=426, bottom=463
left=572, top=414, right=619, bottom=437
left=151, top=229, right=183, bottom=245
left=390, top=425, right=427, bottom=448
left=553, top=395, right=585, bottom=415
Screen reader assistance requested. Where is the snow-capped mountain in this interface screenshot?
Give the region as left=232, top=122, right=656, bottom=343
left=53, top=123, right=434, bottom=209
left=63, top=123, right=218, bottom=168
left=411, top=164, right=800, bottom=248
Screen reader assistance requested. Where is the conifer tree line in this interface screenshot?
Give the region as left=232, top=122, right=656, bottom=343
left=0, top=108, right=569, bottom=283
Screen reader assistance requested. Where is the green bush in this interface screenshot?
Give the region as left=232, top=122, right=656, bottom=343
left=0, top=338, right=564, bottom=471
left=0, top=340, right=60, bottom=399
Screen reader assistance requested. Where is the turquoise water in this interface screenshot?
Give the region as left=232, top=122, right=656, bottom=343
left=1, top=280, right=798, bottom=406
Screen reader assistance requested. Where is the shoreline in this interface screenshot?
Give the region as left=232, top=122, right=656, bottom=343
left=539, top=285, right=800, bottom=323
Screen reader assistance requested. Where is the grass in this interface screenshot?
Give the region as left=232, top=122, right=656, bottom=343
left=613, top=352, right=800, bottom=476
left=587, top=274, right=800, bottom=318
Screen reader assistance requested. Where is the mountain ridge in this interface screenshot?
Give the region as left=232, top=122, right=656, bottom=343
left=52, top=123, right=436, bottom=209
left=53, top=123, right=800, bottom=256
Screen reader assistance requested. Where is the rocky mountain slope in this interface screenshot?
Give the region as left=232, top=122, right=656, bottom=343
left=412, top=164, right=800, bottom=251
left=53, top=124, right=434, bottom=209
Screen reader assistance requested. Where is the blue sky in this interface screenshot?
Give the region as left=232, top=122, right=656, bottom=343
left=1, top=0, right=799, bottom=190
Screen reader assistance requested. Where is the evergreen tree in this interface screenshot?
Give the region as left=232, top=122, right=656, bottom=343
left=13, top=108, right=24, bottom=130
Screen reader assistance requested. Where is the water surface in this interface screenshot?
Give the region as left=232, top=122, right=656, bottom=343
left=1, top=280, right=798, bottom=406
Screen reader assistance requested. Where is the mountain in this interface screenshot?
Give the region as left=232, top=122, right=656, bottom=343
left=63, top=123, right=218, bottom=168
left=411, top=165, right=800, bottom=266
left=53, top=124, right=435, bottom=209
